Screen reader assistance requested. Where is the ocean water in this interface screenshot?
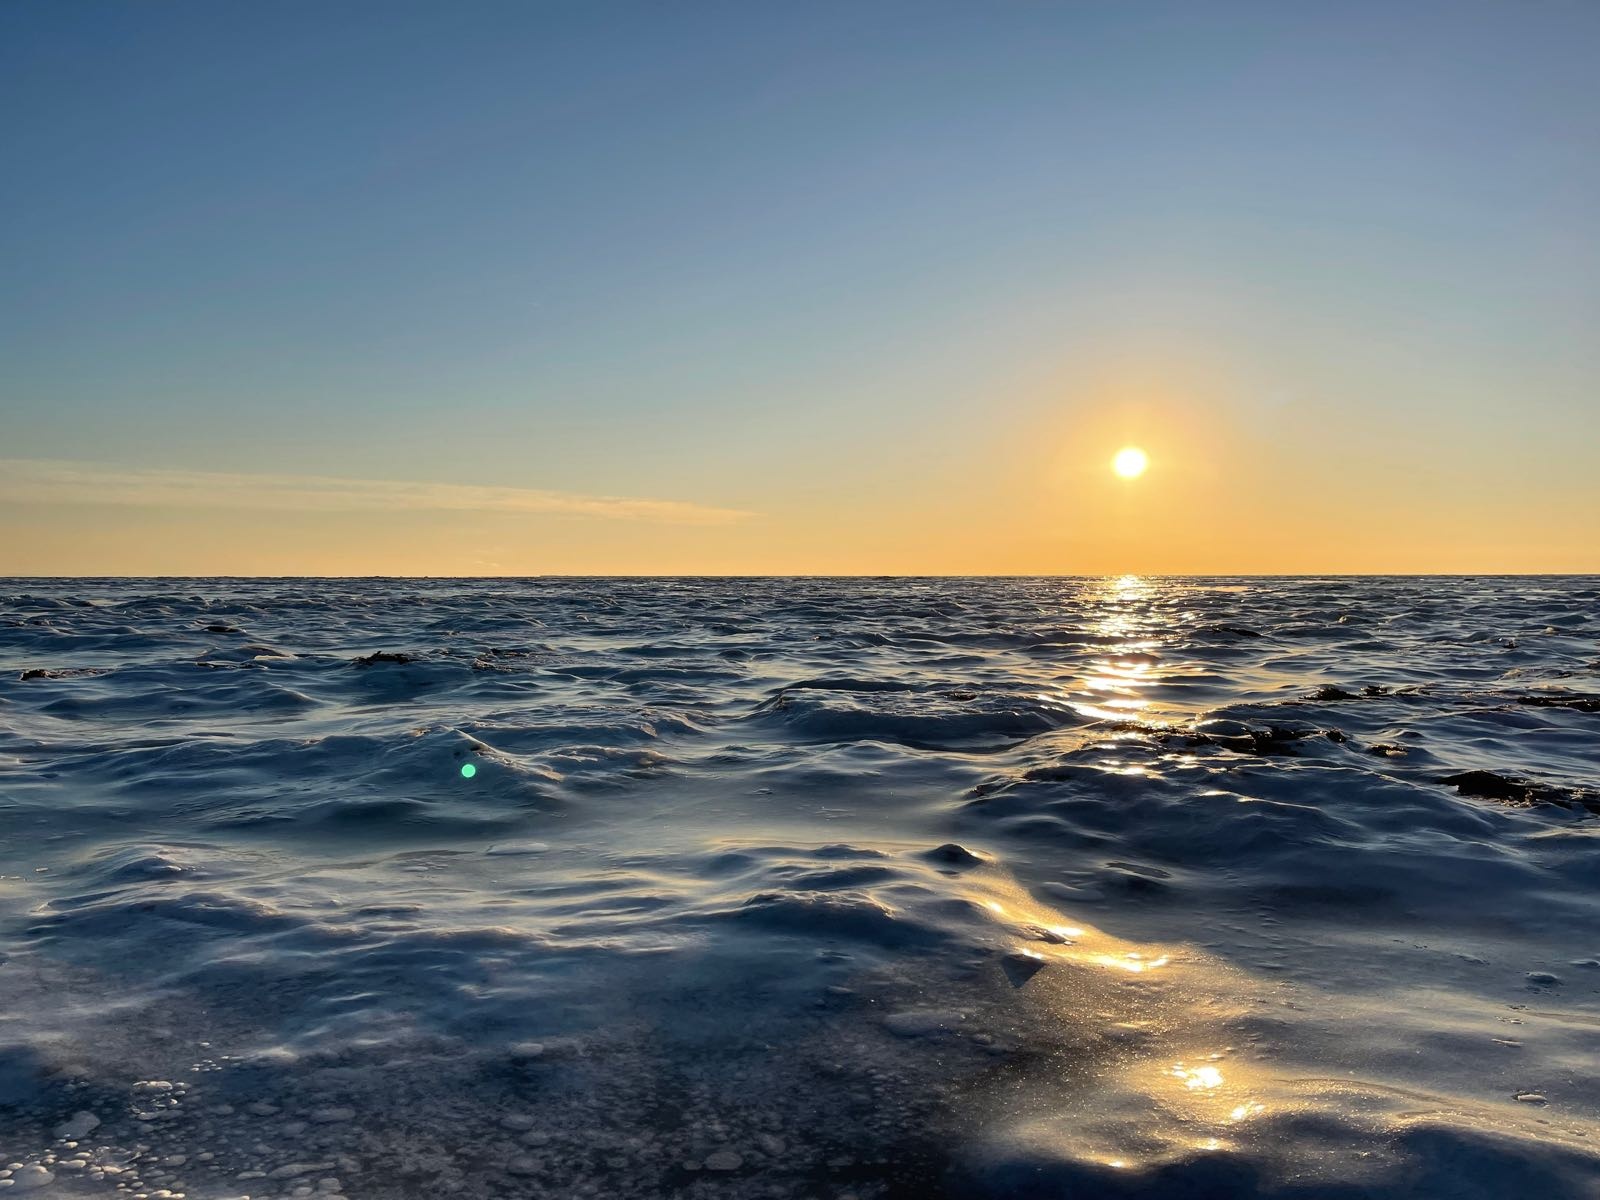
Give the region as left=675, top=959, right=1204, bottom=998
left=2, top=576, right=1599, bottom=1200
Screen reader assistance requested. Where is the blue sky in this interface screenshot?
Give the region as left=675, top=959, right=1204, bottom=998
left=3, top=1, right=1597, bottom=572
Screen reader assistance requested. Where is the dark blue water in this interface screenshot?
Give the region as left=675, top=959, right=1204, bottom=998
left=2, top=577, right=1598, bottom=1198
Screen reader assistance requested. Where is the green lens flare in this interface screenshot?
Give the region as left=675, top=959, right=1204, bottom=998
left=460, top=762, right=477, bottom=779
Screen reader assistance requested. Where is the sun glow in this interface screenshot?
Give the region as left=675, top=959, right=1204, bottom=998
left=1112, top=447, right=1149, bottom=479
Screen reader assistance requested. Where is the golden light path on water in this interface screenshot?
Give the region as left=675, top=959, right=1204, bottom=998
left=953, top=861, right=1275, bottom=1174
left=969, top=574, right=1283, bottom=1174
left=1054, top=574, right=1171, bottom=725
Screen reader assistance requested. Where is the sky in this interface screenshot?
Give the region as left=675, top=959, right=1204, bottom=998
left=3, top=0, right=1597, bottom=575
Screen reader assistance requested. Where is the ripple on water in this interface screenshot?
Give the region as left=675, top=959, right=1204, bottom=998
left=1, top=576, right=1598, bottom=1198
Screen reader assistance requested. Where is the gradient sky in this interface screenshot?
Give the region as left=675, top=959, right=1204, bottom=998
left=3, top=0, right=1597, bottom=574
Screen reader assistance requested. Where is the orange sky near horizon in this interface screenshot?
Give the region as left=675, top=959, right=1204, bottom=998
left=6, top=374, right=1595, bottom=576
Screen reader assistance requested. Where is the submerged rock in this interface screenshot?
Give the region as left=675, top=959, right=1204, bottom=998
left=1308, top=685, right=1359, bottom=701
left=1438, top=771, right=1600, bottom=814
left=926, top=843, right=987, bottom=867
left=1151, top=721, right=1348, bottom=756
left=1023, top=924, right=1075, bottom=945
left=1516, top=694, right=1600, bottom=714
left=9, top=1165, right=55, bottom=1191
left=352, top=651, right=418, bottom=666
left=270, top=1161, right=336, bottom=1179
left=53, top=1111, right=100, bottom=1139
left=18, top=666, right=107, bottom=681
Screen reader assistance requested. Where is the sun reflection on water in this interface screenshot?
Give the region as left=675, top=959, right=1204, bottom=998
left=1059, top=575, right=1180, bottom=724
left=952, top=842, right=1279, bottom=1178
left=1088, top=951, right=1172, bottom=973
left=1058, top=1042, right=1276, bottom=1173
left=1172, top=1062, right=1225, bottom=1090
left=966, top=877, right=1175, bottom=980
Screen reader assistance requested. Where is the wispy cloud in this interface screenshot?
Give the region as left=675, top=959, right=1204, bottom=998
left=0, top=459, right=754, bottom=526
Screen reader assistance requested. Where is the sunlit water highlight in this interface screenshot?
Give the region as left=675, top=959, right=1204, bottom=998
left=2, top=576, right=1598, bottom=1198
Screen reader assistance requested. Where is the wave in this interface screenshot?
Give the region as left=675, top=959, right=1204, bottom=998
left=2, top=575, right=1598, bottom=1198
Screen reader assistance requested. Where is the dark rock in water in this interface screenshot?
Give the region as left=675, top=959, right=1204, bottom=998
left=204, top=623, right=242, bottom=634
left=1199, top=623, right=1263, bottom=638
left=18, top=666, right=107, bottom=681
left=926, top=843, right=987, bottom=867
left=1367, top=742, right=1408, bottom=757
left=1309, top=685, right=1359, bottom=701
left=1516, top=694, right=1600, bottom=714
left=1159, top=722, right=1346, bottom=757
left=352, top=651, right=418, bottom=666
left=1439, top=770, right=1600, bottom=814
left=1441, top=770, right=1527, bottom=802
left=1023, top=923, right=1075, bottom=945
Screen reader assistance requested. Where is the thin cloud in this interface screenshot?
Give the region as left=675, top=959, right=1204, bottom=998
left=0, top=459, right=754, bottom=526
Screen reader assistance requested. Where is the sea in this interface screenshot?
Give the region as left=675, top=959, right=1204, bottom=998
left=2, top=576, right=1598, bottom=1199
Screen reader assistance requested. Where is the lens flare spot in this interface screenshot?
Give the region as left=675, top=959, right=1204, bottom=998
left=460, top=762, right=477, bottom=779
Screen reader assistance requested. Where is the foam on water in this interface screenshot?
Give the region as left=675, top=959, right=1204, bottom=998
left=2, top=576, right=1598, bottom=1198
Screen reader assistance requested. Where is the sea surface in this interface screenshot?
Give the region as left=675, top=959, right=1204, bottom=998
left=2, top=576, right=1599, bottom=1200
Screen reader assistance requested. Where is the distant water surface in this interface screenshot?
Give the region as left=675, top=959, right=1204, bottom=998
left=2, top=576, right=1599, bottom=1199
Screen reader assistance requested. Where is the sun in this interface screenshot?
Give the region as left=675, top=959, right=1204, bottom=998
left=1112, top=446, right=1149, bottom=479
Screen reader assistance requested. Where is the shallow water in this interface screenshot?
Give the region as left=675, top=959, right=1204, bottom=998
left=2, top=576, right=1598, bottom=1199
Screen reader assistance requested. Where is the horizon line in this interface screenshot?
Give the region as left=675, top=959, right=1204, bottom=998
left=4, top=572, right=1598, bottom=581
